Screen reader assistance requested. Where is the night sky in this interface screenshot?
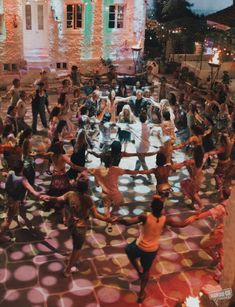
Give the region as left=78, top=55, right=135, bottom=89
left=190, top=0, right=233, bottom=14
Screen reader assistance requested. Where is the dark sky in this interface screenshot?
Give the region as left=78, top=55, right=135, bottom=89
left=189, top=0, right=233, bottom=13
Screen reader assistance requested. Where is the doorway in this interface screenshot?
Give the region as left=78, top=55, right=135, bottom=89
left=23, top=0, right=49, bottom=59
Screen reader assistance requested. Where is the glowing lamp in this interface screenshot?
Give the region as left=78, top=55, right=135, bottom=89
left=184, top=296, right=200, bottom=307
left=208, top=48, right=221, bottom=89
left=208, top=49, right=221, bottom=66
left=131, top=40, right=142, bottom=74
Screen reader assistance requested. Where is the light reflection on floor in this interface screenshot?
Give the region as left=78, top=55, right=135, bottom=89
left=0, top=93, right=224, bottom=307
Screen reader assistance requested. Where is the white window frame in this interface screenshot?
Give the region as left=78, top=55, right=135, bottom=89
left=25, top=4, right=32, bottom=30
left=108, top=4, right=125, bottom=30
left=66, top=3, right=83, bottom=30
left=37, top=4, right=44, bottom=30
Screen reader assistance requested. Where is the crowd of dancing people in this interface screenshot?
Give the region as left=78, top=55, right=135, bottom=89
left=0, top=64, right=234, bottom=302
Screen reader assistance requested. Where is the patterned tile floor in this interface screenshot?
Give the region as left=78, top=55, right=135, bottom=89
left=0, top=92, right=225, bottom=306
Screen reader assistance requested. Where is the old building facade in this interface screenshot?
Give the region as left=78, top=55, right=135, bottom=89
left=0, top=0, right=146, bottom=74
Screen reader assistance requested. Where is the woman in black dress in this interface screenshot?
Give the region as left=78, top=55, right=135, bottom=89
left=67, top=130, right=91, bottom=180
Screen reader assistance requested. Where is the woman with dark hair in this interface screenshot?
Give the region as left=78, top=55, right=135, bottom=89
left=106, top=89, right=129, bottom=122
left=181, top=146, right=205, bottom=210
left=45, top=142, right=84, bottom=214
left=214, top=133, right=233, bottom=199
left=116, top=82, right=128, bottom=115
left=90, top=139, right=157, bottom=168
left=175, top=124, right=204, bottom=152
left=18, top=128, right=36, bottom=186
left=1, top=124, right=21, bottom=170
left=186, top=103, right=204, bottom=136
left=139, top=151, right=185, bottom=197
left=4, top=105, right=18, bottom=137
left=48, top=106, right=61, bottom=140
left=57, top=79, right=72, bottom=96
left=44, top=176, right=109, bottom=277
left=67, top=129, right=92, bottom=180
left=51, top=120, right=68, bottom=144
left=202, top=115, right=215, bottom=168
left=161, top=110, right=176, bottom=163
left=168, top=92, right=177, bottom=106
left=57, top=93, right=74, bottom=136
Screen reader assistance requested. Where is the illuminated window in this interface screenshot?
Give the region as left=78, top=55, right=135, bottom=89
left=66, top=4, right=83, bottom=29
left=37, top=5, right=44, bottom=30
left=56, top=62, right=67, bottom=70
left=0, top=14, right=3, bottom=35
left=25, top=4, right=32, bottom=30
left=108, top=5, right=124, bottom=29
left=12, top=64, right=17, bottom=71
left=3, top=64, right=10, bottom=71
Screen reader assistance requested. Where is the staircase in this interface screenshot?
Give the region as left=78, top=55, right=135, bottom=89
left=24, top=48, right=50, bottom=70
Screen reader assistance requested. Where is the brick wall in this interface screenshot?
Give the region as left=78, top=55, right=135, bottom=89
left=0, top=0, right=24, bottom=74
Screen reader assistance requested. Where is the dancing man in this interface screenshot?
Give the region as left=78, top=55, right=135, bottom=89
left=114, top=195, right=186, bottom=303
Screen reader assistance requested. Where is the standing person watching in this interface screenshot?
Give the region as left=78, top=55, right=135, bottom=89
left=31, top=82, right=49, bottom=134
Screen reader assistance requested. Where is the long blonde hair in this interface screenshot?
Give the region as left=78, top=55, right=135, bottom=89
left=118, top=105, right=136, bottom=123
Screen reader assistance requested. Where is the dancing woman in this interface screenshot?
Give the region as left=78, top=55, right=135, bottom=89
left=67, top=129, right=92, bottom=180
left=21, top=129, right=36, bottom=186
left=57, top=93, right=74, bottom=137
left=107, top=89, right=129, bottom=122
left=214, top=133, right=233, bottom=199
left=43, top=142, right=84, bottom=218
left=139, top=151, right=185, bottom=197
left=48, top=107, right=61, bottom=140
left=181, top=146, right=205, bottom=210
left=44, top=177, right=110, bottom=277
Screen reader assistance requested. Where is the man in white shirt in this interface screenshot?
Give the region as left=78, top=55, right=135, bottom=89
left=131, top=112, right=151, bottom=182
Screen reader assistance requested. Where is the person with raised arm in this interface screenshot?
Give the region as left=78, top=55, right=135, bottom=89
left=0, top=160, right=45, bottom=243
left=44, top=176, right=110, bottom=277
left=113, top=195, right=188, bottom=303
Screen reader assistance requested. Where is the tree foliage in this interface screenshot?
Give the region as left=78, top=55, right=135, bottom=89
left=149, top=0, right=207, bottom=55
left=159, top=0, right=194, bottom=21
